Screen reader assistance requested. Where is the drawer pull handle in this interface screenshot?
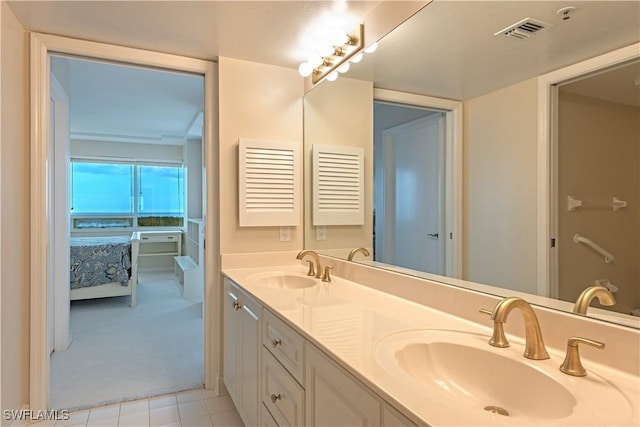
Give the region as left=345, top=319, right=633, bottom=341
left=232, top=301, right=242, bottom=311
left=271, top=339, right=282, bottom=348
left=167, top=236, right=174, bottom=239
left=270, top=393, right=281, bottom=403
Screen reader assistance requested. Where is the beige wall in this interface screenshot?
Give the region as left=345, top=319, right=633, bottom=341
left=463, top=78, right=538, bottom=294
left=558, top=92, right=640, bottom=313
left=303, top=77, right=373, bottom=254
left=1, top=1, right=30, bottom=419
left=218, top=57, right=304, bottom=254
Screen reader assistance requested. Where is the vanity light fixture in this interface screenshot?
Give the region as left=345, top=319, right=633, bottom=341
left=298, top=24, right=364, bottom=84
left=364, top=41, right=378, bottom=53
left=350, top=52, right=363, bottom=63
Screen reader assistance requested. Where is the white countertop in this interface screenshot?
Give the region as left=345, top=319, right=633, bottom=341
left=222, top=264, right=640, bottom=427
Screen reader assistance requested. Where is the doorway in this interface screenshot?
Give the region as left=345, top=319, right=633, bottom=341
left=30, top=33, right=219, bottom=411
left=538, top=43, right=640, bottom=307
left=551, top=60, right=640, bottom=315
left=48, top=55, right=207, bottom=409
left=372, top=89, right=462, bottom=279
left=375, top=105, right=446, bottom=274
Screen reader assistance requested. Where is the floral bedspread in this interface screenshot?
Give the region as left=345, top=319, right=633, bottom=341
left=70, top=236, right=132, bottom=289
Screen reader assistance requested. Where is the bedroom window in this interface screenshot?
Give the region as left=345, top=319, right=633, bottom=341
left=71, top=160, right=184, bottom=229
left=137, top=164, right=184, bottom=227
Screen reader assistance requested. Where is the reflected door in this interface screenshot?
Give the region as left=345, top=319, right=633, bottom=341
left=380, top=114, right=444, bottom=274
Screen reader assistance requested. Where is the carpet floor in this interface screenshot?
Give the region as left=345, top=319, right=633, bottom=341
left=50, top=271, right=204, bottom=410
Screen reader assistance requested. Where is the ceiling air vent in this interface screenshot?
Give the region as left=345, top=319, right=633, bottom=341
left=495, top=18, right=552, bottom=40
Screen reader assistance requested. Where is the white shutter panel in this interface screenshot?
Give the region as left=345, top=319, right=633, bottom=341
left=313, top=144, right=364, bottom=225
left=239, top=139, right=300, bottom=226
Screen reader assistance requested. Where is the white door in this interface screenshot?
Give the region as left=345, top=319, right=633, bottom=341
left=381, top=114, right=445, bottom=274
left=50, top=75, right=72, bottom=353
left=49, top=98, right=55, bottom=355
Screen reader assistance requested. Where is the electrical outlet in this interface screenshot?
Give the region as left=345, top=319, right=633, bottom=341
left=316, top=226, right=327, bottom=241
left=279, top=226, right=291, bottom=242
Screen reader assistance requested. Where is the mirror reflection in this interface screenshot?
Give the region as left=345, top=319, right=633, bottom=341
left=303, top=1, right=640, bottom=328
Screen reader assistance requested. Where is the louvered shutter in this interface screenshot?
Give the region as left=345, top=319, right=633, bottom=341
left=313, top=144, right=364, bottom=225
left=239, top=139, right=300, bottom=226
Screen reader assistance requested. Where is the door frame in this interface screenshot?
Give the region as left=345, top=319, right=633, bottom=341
left=537, top=42, right=640, bottom=298
left=30, top=33, right=220, bottom=410
left=380, top=114, right=446, bottom=273
left=373, top=89, right=462, bottom=278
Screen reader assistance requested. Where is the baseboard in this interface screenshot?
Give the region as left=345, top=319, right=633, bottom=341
left=59, top=383, right=204, bottom=413
left=217, top=376, right=229, bottom=396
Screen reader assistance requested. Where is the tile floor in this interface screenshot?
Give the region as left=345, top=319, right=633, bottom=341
left=29, top=388, right=244, bottom=427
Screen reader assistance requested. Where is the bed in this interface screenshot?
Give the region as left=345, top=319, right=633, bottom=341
left=69, top=235, right=139, bottom=306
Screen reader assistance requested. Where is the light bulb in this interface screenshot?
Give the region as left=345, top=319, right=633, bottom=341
left=350, top=52, right=363, bottom=63
left=364, top=42, right=378, bottom=53
left=337, top=62, right=350, bottom=74
left=298, top=62, right=313, bottom=77
left=327, top=71, right=339, bottom=82
left=330, top=31, right=349, bottom=47
left=307, top=53, right=323, bottom=68
left=317, top=42, right=335, bottom=58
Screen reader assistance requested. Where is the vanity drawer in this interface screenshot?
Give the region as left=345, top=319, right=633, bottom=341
left=383, top=403, right=418, bottom=427
left=262, top=403, right=279, bottom=427
left=139, top=232, right=180, bottom=243
left=263, top=309, right=305, bottom=383
left=262, top=348, right=305, bottom=427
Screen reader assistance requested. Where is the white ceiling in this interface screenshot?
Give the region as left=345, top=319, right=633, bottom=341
left=52, top=56, right=205, bottom=143
left=344, top=1, right=640, bottom=101
left=9, top=1, right=640, bottom=143
left=10, top=0, right=382, bottom=144
left=8, top=1, right=381, bottom=68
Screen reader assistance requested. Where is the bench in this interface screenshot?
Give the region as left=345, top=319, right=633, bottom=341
left=174, top=255, right=202, bottom=301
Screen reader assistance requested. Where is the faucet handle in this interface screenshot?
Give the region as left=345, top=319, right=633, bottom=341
left=488, top=322, right=509, bottom=348
left=479, top=308, right=509, bottom=348
left=560, top=336, right=605, bottom=376
left=305, top=260, right=316, bottom=277
left=322, top=265, right=333, bottom=283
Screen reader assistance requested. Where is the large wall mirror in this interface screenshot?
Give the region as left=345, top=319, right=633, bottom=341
left=303, top=1, right=640, bottom=328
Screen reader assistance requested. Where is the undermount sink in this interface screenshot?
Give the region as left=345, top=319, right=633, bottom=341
left=250, top=272, right=317, bottom=289
left=374, top=329, right=633, bottom=424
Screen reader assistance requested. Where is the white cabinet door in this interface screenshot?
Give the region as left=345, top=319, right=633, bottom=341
left=222, top=281, right=239, bottom=401
left=238, top=291, right=261, bottom=427
left=306, top=344, right=380, bottom=427
left=223, top=279, right=261, bottom=427
left=382, top=404, right=419, bottom=427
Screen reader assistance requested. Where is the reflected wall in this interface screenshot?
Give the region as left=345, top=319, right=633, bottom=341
left=304, top=77, right=374, bottom=256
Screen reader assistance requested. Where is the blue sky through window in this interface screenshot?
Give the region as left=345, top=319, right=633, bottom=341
left=71, top=162, right=183, bottom=217
left=71, top=163, right=133, bottom=214
left=138, top=165, right=184, bottom=215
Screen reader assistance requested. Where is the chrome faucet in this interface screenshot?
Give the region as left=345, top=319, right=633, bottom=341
left=573, top=285, right=616, bottom=314
left=488, top=297, right=550, bottom=360
left=347, top=247, right=370, bottom=261
left=296, top=250, right=322, bottom=279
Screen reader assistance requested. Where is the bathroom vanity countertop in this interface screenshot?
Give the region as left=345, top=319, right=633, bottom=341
left=222, top=264, right=640, bottom=426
